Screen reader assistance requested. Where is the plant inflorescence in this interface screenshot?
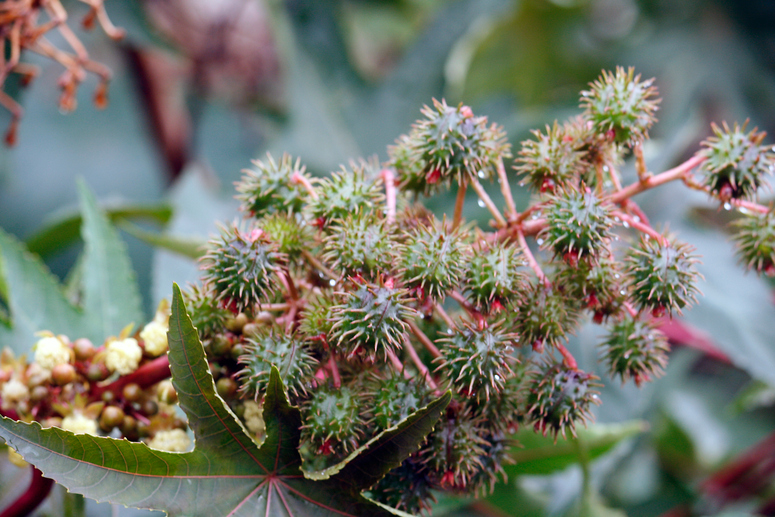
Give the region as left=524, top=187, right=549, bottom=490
left=1, top=66, right=774, bottom=515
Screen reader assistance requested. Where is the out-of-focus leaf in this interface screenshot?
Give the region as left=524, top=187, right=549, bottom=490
left=729, top=380, right=775, bottom=414
left=505, top=421, right=647, bottom=476
left=78, top=180, right=144, bottom=339
left=0, top=228, right=86, bottom=353
left=118, top=220, right=205, bottom=260
left=151, top=164, right=238, bottom=306
left=0, top=284, right=448, bottom=516
left=25, top=202, right=172, bottom=259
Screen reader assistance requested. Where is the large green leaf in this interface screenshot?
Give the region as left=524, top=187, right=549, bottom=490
left=25, top=201, right=172, bottom=259
left=78, top=180, right=145, bottom=340
left=0, top=228, right=87, bottom=353
left=505, top=421, right=648, bottom=476
left=0, top=284, right=449, bottom=516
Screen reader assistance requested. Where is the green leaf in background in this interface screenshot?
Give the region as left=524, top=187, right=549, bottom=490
left=25, top=201, right=173, bottom=259
left=0, top=181, right=145, bottom=353
left=117, top=220, right=205, bottom=260
left=506, top=421, right=648, bottom=476
left=78, top=180, right=144, bottom=341
left=0, top=284, right=449, bottom=516
left=0, top=228, right=87, bottom=353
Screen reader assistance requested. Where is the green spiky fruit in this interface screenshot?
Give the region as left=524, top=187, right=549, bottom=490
left=526, top=362, right=601, bottom=439
left=236, top=153, right=309, bottom=216
left=237, top=331, right=318, bottom=400
left=516, top=121, right=587, bottom=193
left=581, top=66, right=659, bottom=146
left=601, top=316, right=669, bottom=386
left=308, top=165, right=383, bottom=226
left=436, top=323, right=517, bottom=401
left=370, top=458, right=435, bottom=515
left=731, top=209, right=775, bottom=276
left=464, top=242, right=528, bottom=313
left=510, top=283, right=580, bottom=351
left=201, top=224, right=286, bottom=312
left=552, top=255, right=625, bottom=322
left=182, top=283, right=230, bottom=342
left=421, top=408, right=489, bottom=487
left=468, top=364, right=530, bottom=434
left=400, top=220, right=468, bottom=299
left=302, top=385, right=366, bottom=454
left=322, top=213, right=394, bottom=279
left=389, top=134, right=431, bottom=196
left=260, top=212, right=313, bottom=263
left=467, top=433, right=511, bottom=497
left=369, top=374, right=431, bottom=430
left=626, top=236, right=701, bottom=317
left=409, top=99, right=510, bottom=187
left=699, top=121, right=775, bottom=202
left=298, top=293, right=337, bottom=345
left=541, top=187, right=613, bottom=262
left=330, top=280, right=415, bottom=360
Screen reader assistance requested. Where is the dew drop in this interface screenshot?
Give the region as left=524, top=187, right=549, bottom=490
left=477, top=200, right=486, bottom=208
left=602, top=165, right=610, bottom=173
left=532, top=213, right=539, bottom=220
left=633, top=215, right=641, bottom=223
left=329, top=279, right=336, bottom=286
left=624, top=352, right=631, bottom=359
left=494, top=374, right=502, bottom=382
left=591, top=394, right=600, bottom=401
left=620, top=290, right=626, bottom=295
left=723, top=202, right=732, bottom=211
left=614, top=273, right=621, bottom=279
left=623, top=221, right=630, bottom=228
left=478, top=170, right=486, bottom=178
left=613, top=235, right=620, bottom=241
left=536, top=238, right=544, bottom=245
left=614, top=217, right=621, bottom=223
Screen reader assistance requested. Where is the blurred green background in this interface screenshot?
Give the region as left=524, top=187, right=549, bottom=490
left=2, top=0, right=775, bottom=515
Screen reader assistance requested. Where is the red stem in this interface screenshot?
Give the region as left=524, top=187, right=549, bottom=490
left=0, top=466, right=54, bottom=517
left=555, top=342, right=578, bottom=370
left=91, top=355, right=171, bottom=401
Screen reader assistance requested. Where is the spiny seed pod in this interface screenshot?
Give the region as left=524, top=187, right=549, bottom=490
left=468, top=366, right=529, bottom=434
left=236, top=153, right=309, bottom=216
left=699, top=121, right=775, bottom=202
left=370, top=458, right=435, bottom=515
left=526, top=361, right=601, bottom=439
left=510, top=282, right=580, bottom=351
left=626, top=236, right=701, bottom=317
left=369, top=374, right=431, bottom=430
left=400, top=219, right=468, bottom=300
left=540, top=187, right=613, bottom=263
left=308, top=165, right=382, bottom=226
left=516, top=121, right=587, bottom=193
left=552, top=255, right=625, bottom=322
left=201, top=223, right=286, bottom=312
left=581, top=66, right=659, bottom=147
left=562, top=115, right=624, bottom=189
left=298, top=293, right=337, bottom=347
left=420, top=408, right=489, bottom=487
left=302, top=385, right=366, bottom=454
left=322, top=213, right=394, bottom=279
left=731, top=209, right=775, bottom=276
left=260, top=212, right=313, bottom=263
left=182, top=283, right=231, bottom=342
left=467, top=433, right=511, bottom=497
left=601, top=315, right=669, bottom=386
left=463, top=241, right=528, bottom=313
left=237, top=331, right=318, bottom=400
left=389, top=134, right=432, bottom=196
left=435, top=323, right=517, bottom=401
left=409, top=99, right=510, bottom=187
left=330, top=280, right=415, bottom=360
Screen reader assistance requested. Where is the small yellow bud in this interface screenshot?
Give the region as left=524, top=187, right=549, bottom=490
left=105, top=338, right=142, bottom=375
left=34, top=336, right=71, bottom=370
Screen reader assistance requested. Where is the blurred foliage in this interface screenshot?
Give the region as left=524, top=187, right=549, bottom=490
left=2, top=0, right=775, bottom=515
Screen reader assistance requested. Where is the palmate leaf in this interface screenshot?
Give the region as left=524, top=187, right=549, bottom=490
left=0, top=182, right=144, bottom=352
left=0, top=284, right=450, bottom=516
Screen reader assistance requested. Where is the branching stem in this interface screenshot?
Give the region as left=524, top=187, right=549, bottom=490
left=402, top=335, right=438, bottom=390
left=496, top=157, right=517, bottom=220
left=612, top=210, right=667, bottom=246
left=468, top=173, right=507, bottom=227
left=407, top=320, right=441, bottom=359
left=516, top=229, right=548, bottom=286
left=452, top=180, right=467, bottom=231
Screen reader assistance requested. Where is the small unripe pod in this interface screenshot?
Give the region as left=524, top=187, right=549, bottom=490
left=73, top=338, right=96, bottom=361
left=99, top=406, right=126, bottom=431
left=157, top=381, right=178, bottom=405
left=122, top=383, right=142, bottom=402
left=216, top=377, right=238, bottom=399
left=210, top=335, right=233, bottom=357
left=51, top=363, right=77, bottom=386
left=142, top=400, right=159, bottom=417
left=30, top=385, right=49, bottom=402
left=225, top=313, right=249, bottom=333
left=86, top=362, right=110, bottom=382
